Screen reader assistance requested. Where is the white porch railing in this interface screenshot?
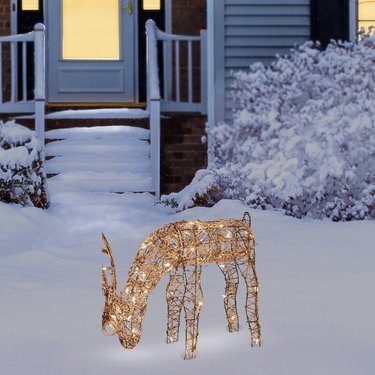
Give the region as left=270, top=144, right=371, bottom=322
left=0, top=23, right=45, bottom=143
left=146, top=19, right=207, bottom=200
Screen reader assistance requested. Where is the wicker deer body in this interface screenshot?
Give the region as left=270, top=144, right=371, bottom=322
left=101, top=214, right=261, bottom=359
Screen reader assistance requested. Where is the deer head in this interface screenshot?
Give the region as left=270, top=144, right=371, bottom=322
left=101, top=234, right=141, bottom=349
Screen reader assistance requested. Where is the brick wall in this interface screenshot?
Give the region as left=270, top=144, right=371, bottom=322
left=0, top=0, right=10, bottom=34
left=161, top=113, right=207, bottom=194
left=0, top=0, right=11, bottom=106
left=172, top=1, right=206, bottom=35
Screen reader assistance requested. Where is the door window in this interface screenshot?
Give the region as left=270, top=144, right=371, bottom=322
left=62, top=0, right=120, bottom=60
left=143, top=0, right=161, bottom=10
left=358, top=0, right=375, bottom=32
left=22, top=0, right=39, bottom=10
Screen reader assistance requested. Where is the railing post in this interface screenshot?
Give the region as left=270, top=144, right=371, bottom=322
left=146, top=20, right=161, bottom=200
left=200, top=30, right=208, bottom=115
left=34, top=23, right=45, bottom=144
left=150, top=99, right=160, bottom=200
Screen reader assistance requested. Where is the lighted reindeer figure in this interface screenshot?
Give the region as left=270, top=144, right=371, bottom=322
left=101, top=213, right=261, bottom=360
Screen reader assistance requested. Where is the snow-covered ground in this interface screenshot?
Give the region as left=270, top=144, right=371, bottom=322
left=0, top=191, right=374, bottom=374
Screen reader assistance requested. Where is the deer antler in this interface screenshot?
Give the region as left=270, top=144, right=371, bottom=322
left=101, top=234, right=120, bottom=336
left=102, top=233, right=117, bottom=292
left=242, top=211, right=252, bottom=227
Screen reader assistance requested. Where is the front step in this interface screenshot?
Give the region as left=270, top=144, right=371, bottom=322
left=46, top=159, right=150, bottom=175
left=45, top=125, right=154, bottom=197
left=48, top=171, right=154, bottom=193
left=15, top=108, right=150, bottom=131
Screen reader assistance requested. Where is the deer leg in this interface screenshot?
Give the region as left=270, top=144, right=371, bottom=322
left=237, top=257, right=262, bottom=347
left=217, top=261, right=240, bottom=332
left=166, top=267, right=185, bottom=344
left=183, top=264, right=203, bottom=360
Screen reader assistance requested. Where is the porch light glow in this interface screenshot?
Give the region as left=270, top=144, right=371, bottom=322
left=22, top=0, right=39, bottom=11
left=62, top=0, right=120, bottom=60
left=358, top=0, right=375, bottom=33
left=143, top=0, right=161, bottom=11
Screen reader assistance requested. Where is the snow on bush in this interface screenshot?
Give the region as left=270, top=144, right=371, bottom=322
left=208, top=36, right=375, bottom=221
left=0, top=121, right=49, bottom=208
left=161, top=169, right=219, bottom=211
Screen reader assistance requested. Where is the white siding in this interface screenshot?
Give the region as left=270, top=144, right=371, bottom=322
left=214, top=0, right=311, bottom=123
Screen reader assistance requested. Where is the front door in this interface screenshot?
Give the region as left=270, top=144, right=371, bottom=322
left=47, top=0, right=136, bottom=103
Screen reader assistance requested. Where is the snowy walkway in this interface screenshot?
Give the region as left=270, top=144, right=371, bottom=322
left=45, top=126, right=154, bottom=203
left=0, top=193, right=375, bottom=374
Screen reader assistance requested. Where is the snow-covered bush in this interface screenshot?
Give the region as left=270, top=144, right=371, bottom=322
left=209, top=36, right=375, bottom=221
left=161, top=169, right=219, bottom=211
left=0, top=121, right=49, bottom=208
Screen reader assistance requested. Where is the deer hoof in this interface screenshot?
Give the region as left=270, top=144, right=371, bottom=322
left=166, top=334, right=179, bottom=344
left=184, top=351, right=197, bottom=360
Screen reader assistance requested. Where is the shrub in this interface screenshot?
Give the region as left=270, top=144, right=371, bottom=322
left=209, top=36, right=375, bottom=221
left=0, top=121, right=49, bottom=208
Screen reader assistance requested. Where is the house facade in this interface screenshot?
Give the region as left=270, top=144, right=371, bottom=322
left=0, top=1, right=369, bottom=120
left=0, top=0, right=373, bottom=196
left=209, top=0, right=364, bottom=126
left=0, top=0, right=206, bottom=103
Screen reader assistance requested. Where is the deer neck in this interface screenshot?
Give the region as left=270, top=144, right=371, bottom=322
left=121, top=258, right=169, bottom=322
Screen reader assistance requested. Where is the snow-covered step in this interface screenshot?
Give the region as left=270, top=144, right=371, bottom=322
left=46, top=136, right=149, bottom=148
left=45, top=142, right=150, bottom=157
left=46, top=151, right=150, bottom=165
left=46, top=125, right=149, bottom=141
left=48, top=191, right=154, bottom=207
left=45, top=158, right=150, bottom=175
left=48, top=171, right=154, bottom=193
left=44, top=125, right=154, bottom=197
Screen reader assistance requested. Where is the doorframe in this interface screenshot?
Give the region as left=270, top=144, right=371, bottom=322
left=10, top=0, right=17, bottom=34
left=349, top=0, right=358, bottom=41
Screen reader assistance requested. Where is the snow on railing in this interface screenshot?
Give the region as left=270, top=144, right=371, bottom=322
left=146, top=20, right=207, bottom=200
left=0, top=24, right=45, bottom=143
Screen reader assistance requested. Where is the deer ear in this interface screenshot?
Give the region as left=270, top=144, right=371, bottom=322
left=242, top=212, right=252, bottom=227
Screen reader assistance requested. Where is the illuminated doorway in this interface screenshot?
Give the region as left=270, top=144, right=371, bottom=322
left=47, top=0, right=136, bottom=103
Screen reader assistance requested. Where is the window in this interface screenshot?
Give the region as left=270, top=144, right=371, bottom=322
left=143, top=0, right=161, bottom=11
left=62, top=0, right=120, bottom=60
left=358, top=0, right=375, bottom=32
left=22, top=0, right=39, bottom=11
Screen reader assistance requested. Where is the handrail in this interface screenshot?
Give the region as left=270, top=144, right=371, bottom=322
left=0, top=32, right=35, bottom=43
left=0, top=24, right=45, bottom=143
left=156, top=28, right=201, bottom=42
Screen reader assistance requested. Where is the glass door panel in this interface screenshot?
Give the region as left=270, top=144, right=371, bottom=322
left=358, top=0, right=375, bottom=31
left=62, top=0, right=120, bottom=60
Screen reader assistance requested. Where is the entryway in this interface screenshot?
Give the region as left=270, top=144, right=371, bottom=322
left=46, top=0, right=136, bottom=103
